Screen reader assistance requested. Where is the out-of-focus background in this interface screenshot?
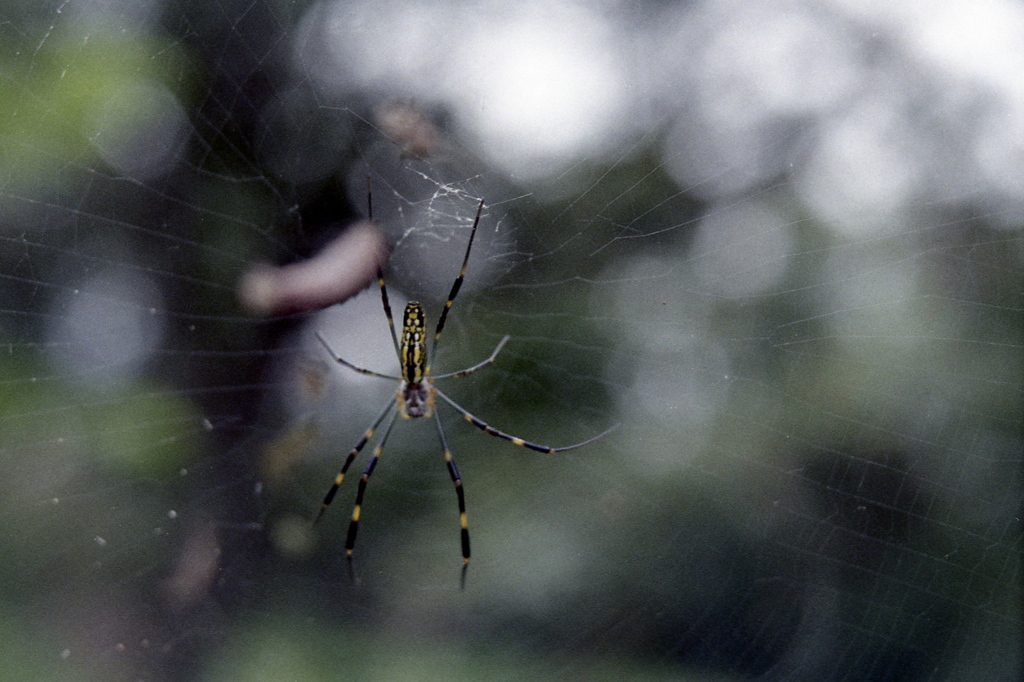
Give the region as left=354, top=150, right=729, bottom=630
left=0, top=1, right=1020, bottom=680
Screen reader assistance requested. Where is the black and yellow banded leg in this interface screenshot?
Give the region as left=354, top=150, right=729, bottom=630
left=313, top=400, right=395, bottom=524
left=434, top=388, right=621, bottom=453
left=376, top=266, right=401, bottom=358
left=365, top=176, right=401, bottom=358
left=434, top=411, right=470, bottom=581
left=345, top=410, right=399, bottom=558
left=427, top=198, right=485, bottom=372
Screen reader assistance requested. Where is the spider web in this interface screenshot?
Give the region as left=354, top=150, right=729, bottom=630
left=0, top=1, right=1020, bottom=681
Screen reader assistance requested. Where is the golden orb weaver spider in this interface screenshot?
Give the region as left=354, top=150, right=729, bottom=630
left=313, top=181, right=618, bottom=583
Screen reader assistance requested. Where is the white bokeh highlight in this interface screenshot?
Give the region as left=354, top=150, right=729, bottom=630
left=448, top=2, right=630, bottom=177
left=84, top=78, right=189, bottom=181
left=690, top=200, right=795, bottom=299
left=49, top=269, right=165, bottom=387
left=794, top=96, right=922, bottom=239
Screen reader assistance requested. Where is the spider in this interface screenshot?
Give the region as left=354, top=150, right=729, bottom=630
left=312, top=182, right=618, bottom=582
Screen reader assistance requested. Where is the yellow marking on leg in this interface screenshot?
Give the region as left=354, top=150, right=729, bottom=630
left=510, top=437, right=525, bottom=446
left=333, top=473, right=344, bottom=485
left=351, top=506, right=361, bottom=522
left=460, top=511, right=468, bottom=530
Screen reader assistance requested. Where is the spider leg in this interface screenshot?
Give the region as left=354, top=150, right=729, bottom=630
left=434, top=410, right=470, bottom=582
left=345, top=409, right=399, bottom=558
left=376, top=266, right=402, bottom=358
left=366, top=176, right=402, bottom=358
left=433, top=388, right=620, bottom=453
left=313, top=399, right=396, bottom=524
left=315, top=331, right=401, bottom=381
left=431, top=335, right=509, bottom=380
left=427, top=198, right=484, bottom=373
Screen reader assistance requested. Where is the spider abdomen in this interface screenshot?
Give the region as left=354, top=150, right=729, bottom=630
left=400, top=302, right=427, bottom=383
